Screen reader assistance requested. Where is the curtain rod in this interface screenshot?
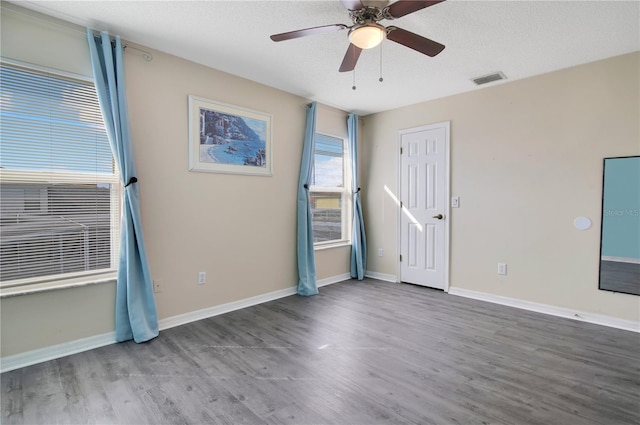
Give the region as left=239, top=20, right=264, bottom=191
left=312, top=102, right=350, bottom=117
left=304, top=103, right=365, bottom=120
left=2, top=3, right=153, bottom=62
left=122, top=45, right=153, bottom=62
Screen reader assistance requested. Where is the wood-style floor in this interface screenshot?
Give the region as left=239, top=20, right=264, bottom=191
left=2, top=278, right=639, bottom=425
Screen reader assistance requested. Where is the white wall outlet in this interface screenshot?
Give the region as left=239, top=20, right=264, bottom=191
left=451, top=196, right=460, bottom=208
left=497, top=263, right=507, bottom=275
left=378, top=248, right=383, bottom=257
left=198, top=272, right=206, bottom=285
left=153, top=280, right=162, bottom=293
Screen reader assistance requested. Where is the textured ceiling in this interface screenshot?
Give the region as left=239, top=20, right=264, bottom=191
left=9, top=0, right=640, bottom=116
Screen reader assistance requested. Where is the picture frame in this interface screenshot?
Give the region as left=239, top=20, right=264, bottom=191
left=188, top=95, right=272, bottom=176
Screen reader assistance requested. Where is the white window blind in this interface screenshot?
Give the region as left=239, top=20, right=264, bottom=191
left=0, top=62, right=120, bottom=287
left=310, top=133, right=349, bottom=244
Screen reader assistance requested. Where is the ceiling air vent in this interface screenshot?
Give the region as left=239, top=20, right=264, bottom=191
left=472, top=72, right=507, bottom=86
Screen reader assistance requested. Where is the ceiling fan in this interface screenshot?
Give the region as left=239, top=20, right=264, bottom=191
left=270, top=0, right=446, bottom=72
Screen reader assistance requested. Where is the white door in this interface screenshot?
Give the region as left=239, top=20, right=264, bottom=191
left=399, top=122, right=449, bottom=290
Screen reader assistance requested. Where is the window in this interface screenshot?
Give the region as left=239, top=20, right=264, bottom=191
left=0, top=62, right=120, bottom=287
left=310, top=133, right=350, bottom=245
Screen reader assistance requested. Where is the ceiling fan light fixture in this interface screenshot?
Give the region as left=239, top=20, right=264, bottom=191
left=348, top=24, right=386, bottom=49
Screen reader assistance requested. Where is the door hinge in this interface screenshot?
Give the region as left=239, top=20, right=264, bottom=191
left=400, top=147, right=403, bottom=155
left=400, top=255, right=403, bottom=262
left=400, top=201, right=403, bottom=209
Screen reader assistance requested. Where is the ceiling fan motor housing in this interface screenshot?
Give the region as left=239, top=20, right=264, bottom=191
left=349, top=6, right=384, bottom=24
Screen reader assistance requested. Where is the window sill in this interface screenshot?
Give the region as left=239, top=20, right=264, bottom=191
left=0, top=272, right=117, bottom=299
left=314, top=241, right=352, bottom=251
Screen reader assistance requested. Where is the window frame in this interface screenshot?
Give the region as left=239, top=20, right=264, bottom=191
left=310, top=131, right=352, bottom=249
left=0, top=59, right=121, bottom=295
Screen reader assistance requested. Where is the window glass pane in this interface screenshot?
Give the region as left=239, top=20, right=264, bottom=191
left=310, top=192, right=342, bottom=243
left=312, top=134, right=344, bottom=188
left=0, top=64, right=119, bottom=285
left=0, top=65, right=113, bottom=174
left=0, top=183, right=115, bottom=282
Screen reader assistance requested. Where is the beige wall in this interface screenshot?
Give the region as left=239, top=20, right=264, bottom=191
left=362, top=52, right=640, bottom=321
left=0, top=4, right=350, bottom=357
left=127, top=49, right=350, bottom=319
left=0, top=283, right=117, bottom=353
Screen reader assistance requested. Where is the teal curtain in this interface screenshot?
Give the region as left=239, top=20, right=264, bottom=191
left=297, top=102, right=319, bottom=296
left=87, top=29, right=159, bottom=343
left=348, top=113, right=367, bottom=280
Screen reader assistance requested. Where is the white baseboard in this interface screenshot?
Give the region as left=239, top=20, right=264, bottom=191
left=158, top=286, right=298, bottom=331
left=159, top=274, right=352, bottom=331
left=1, top=274, right=354, bottom=373
left=317, top=273, right=351, bottom=287
left=365, top=271, right=397, bottom=283
left=448, top=287, right=640, bottom=333
left=1, top=331, right=117, bottom=373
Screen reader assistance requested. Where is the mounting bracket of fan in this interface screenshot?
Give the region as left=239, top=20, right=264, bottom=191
left=348, top=6, right=384, bottom=25
left=348, top=3, right=412, bottom=24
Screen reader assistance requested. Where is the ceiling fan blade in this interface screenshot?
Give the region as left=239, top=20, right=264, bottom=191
left=339, top=43, right=363, bottom=72
left=386, top=26, right=445, bottom=57
left=386, top=0, right=445, bottom=19
left=340, top=0, right=364, bottom=11
left=270, top=24, right=348, bottom=42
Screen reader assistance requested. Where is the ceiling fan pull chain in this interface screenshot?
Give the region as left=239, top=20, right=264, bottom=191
left=379, top=43, right=384, bottom=83
left=352, top=69, right=357, bottom=90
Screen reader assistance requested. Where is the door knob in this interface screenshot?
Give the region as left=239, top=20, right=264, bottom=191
left=432, top=214, right=444, bottom=220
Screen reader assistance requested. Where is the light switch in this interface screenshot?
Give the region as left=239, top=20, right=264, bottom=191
left=451, top=196, right=460, bottom=208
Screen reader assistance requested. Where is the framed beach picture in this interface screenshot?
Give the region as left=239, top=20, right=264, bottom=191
left=188, top=95, right=272, bottom=176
